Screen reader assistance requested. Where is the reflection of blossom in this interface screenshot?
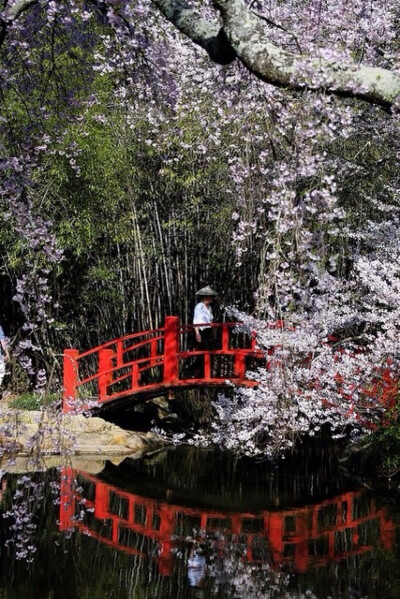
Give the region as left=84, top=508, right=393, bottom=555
left=181, top=533, right=292, bottom=599
left=3, top=475, right=44, bottom=563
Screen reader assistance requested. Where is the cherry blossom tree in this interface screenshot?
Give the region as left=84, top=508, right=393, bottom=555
left=0, top=0, right=399, bottom=457
left=154, top=0, right=400, bottom=108
left=4, top=1, right=400, bottom=108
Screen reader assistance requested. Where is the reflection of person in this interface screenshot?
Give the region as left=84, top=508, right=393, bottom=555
left=193, top=286, right=218, bottom=350
left=0, top=325, right=10, bottom=388
left=187, top=541, right=206, bottom=590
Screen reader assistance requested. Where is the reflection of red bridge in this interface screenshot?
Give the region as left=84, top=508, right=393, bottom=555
left=63, top=317, right=265, bottom=413
left=59, top=469, right=395, bottom=575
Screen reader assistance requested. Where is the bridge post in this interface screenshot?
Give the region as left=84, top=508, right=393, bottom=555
left=63, top=349, right=80, bottom=413
left=233, top=353, right=246, bottom=380
left=164, top=316, right=179, bottom=386
left=99, top=349, right=114, bottom=402
left=158, top=504, right=174, bottom=576
left=268, top=512, right=285, bottom=564
left=221, top=324, right=229, bottom=350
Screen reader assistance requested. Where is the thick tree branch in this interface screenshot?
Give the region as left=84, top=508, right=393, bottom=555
left=152, top=0, right=400, bottom=109
left=217, top=0, right=400, bottom=108
left=5, top=0, right=38, bottom=21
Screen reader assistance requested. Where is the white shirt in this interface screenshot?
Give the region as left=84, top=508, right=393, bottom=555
left=193, top=302, right=213, bottom=330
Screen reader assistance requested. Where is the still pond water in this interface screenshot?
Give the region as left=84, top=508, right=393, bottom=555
left=0, top=445, right=399, bottom=598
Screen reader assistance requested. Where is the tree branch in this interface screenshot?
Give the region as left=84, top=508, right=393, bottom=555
left=5, top=0, right=39, bottom=21
left=217, top=0, right=400, bottom=108
left=152, top=0, right=400, bottom=109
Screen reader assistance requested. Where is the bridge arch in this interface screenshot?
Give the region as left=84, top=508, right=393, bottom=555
left=63, top=316, right=267, bottom=414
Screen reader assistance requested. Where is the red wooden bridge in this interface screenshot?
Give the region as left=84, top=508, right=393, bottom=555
left=63, top=316, right=266, bottom=413
left=60, top=468, right=396, bottom=576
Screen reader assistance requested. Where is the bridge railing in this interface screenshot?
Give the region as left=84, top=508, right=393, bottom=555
left=63, top=316, right=267, bottom=413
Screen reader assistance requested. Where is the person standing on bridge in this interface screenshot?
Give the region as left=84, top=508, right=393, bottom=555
left=0, top=324, right=10, bottom=390
left=192, top=286, right=218, bottom=377
left=193, top=286, right=218, bottom=350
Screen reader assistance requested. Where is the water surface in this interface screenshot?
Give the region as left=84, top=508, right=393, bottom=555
left=0, top=445, right=399, bottom=598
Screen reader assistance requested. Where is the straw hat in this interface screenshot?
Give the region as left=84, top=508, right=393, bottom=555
left=196, top=285, right=218, bottom=296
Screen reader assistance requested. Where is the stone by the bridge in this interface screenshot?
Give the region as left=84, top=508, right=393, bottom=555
left=0, top=406, right=166, bottom=472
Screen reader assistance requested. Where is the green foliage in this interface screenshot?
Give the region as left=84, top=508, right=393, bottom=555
left=9, top=393, right=43, bottom=411
left=9, top=392, right=60, bottom=411
left=7, top=361, right=32, bottom=397
left=361, top=404, right=400, bottom=477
